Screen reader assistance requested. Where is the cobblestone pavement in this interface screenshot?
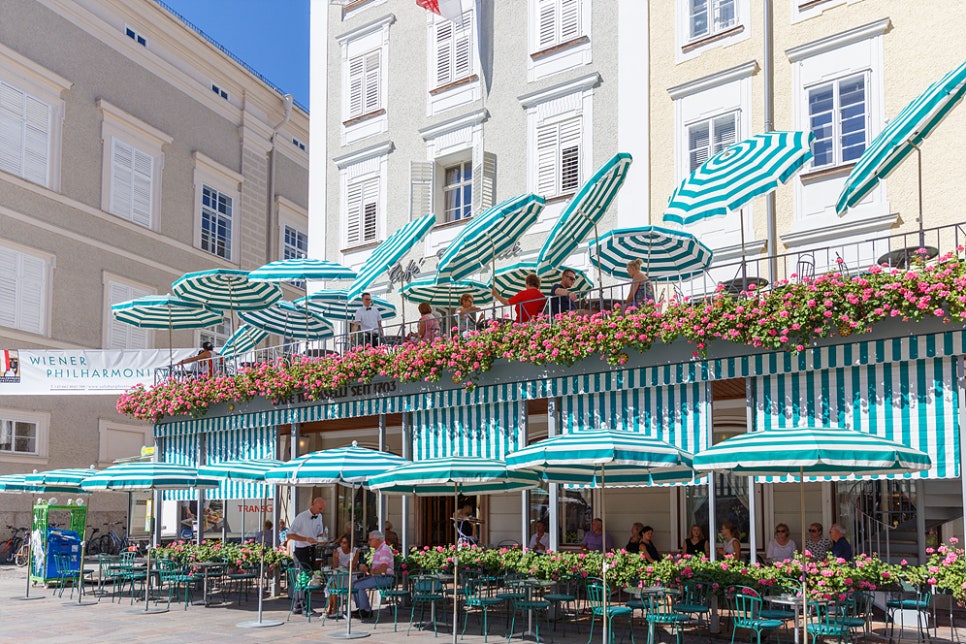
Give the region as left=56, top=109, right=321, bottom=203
left=0, top=563, right=961, bottom=644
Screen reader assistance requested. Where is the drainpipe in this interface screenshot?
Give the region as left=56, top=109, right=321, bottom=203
left=266, top=94, right=295, bottom=263
left=763, top=0, right=777, bottom=283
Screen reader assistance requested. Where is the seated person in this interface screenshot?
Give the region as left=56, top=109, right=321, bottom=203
left=581, top=518, right=614, bottom=552
left=681, top=524, right=709, bottom=557
left=383, top=521, right=400, bottom=551
left=548, top=268, right=580, bottom=316
left=454, top=293, right=483, bottom=335
left=765, top=523, right=797, bottom=563
left=625, top=259, right=655, bottom=310
left=529, top=520, right=550, bottom=553
left=491, top=272, right=546, bottom=322
left=415, top=301, right=440, bottom=342
left=639, top=525, right=659, bottom=563
left=252, top=520, right=274, bottom=545
left=177, top=341, right=220, bottom=376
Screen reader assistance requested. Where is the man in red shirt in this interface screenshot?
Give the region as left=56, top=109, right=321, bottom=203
left=492, top=272, right=546, bottom=322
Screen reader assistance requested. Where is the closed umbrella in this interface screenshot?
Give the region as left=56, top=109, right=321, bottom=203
left=346, top=214, right=436, bottom=302
left=836, top=60, right=966, bottom=240
left=693, top=425, right=931, bottom=644
left=111, top=294, right=222, bottom=371
left=589, top=225, right=714, bottom=282
left=436, top=193, right=545, bottom=283
left=218, top=324, right=268, bottom=360
left=663, top=131, right=813, bottom=283
left=197, top=459, right=284, bottom=629
left=505, top=428, right=695, bottom=644
left=265, top=442, right=409, bottom=640
left=81, top=462, right=219, bottom=615
left=368, top=457, right=541, bottom=644
left=238, top=300, right=333, bottom=341
left=538, top=152, right=633, bottom=286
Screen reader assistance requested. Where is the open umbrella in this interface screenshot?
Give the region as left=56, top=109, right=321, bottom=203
left=368, top=457, right=541, bottom=644
left=173, top=268, right=283, bottom=312
left=296, top=289, right=398, bottom=321
left=218, top=324, right=268, bottom=360
left=537, top=152, right=633, bottom=286
left=663, top=131, right=813, bottom=283
left=693, top=425, right=931, bottom=644
left=400, top=276, right=493, bottom=307
left=265, top=442, right=409, bottom=640
left=435, top=193, right=545, bottom=283
left=505, top=429, right=695, bottom=644
left=197, top=458, right=284, bottom=629
left=81, top=462, right=219, bottom=615
left=238, top=300, right=333, bottom=341
left=249, top=257, right=357, bottom=285
left=836, top=60, right=966, bottom=240
left=346, top=214, right=436, bottom=302
left=111, top=294, right=222, bottom=371
left=493, top=262, right=594, bottom=297
left=589, top=225, right=714, bottom=282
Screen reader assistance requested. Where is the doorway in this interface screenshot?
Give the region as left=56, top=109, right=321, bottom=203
left=418, top=495, right=477, bottom=546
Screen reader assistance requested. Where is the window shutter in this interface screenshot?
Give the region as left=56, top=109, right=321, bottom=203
left=363, top=51, right=381, bottom=113
left=558, top=118, right=581, bottom=193
left=0, top=82, right=24, bottom=177
left=435, top=20, right=453, bottom=87
left=410, top=161, right=434, bottom=220
left=348, top=55, right=365, bottom=117
left=111, top=139, right=134, bottom=217
left=346, top=181, right=364, bottom=244
left=0, top=246, right=17, bottom=329
left=346, top=177, right=379, bottom=245
left=131, top=148, right=154, bottom=227
left=362, top=178, right=379, bottom=242
left=536, top=123, right=558, bottom=197
left=454, top=14, right=472, bottom=79
left=713, top=114, right=737, bottom=154
left=472, top=150, right=496, bottom=215
left=22, top=95, right=49, bottom=187
left=560, top=0, right=580, bottom=41
left=18, top=252, right=45, bottom=335
left=537, top=0, right=557, bottom=48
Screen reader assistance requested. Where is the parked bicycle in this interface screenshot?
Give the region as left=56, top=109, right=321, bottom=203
left=14, top=536, right=30, bottom=567
left=91, top=522, right=138, bottom=556
left=0, top=525, right=28, bottom=564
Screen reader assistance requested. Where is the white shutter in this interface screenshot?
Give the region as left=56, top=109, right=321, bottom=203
left=131, top=148, right=154, bottom=227
left=362, top=178, right=379, bottom=242
left=560, top=0, right=580, bottom=41
left=435, top=20, right=454, bottom=87
left=410, top=161, right=434, bottom=220
left=0, top=82, right=23, bottom=177
left=558, top=117, right=581, bottom=193
left=18, top=252, right=45, bottom=335
left=0, top=246, right=17, bottom=329
left=346, top=181, right=364, bottom=244
left=537, top=0, right=557, bottom=48
left=363, top=51, right=381, bottom=113
left=454, top=13, right=472, bottom=79
left=536, top=123, right=558, bottom=197
left=111, top=139, right=134, bottom=217
left=472, top=150, right=496, bottom=215
left=22, top=95, right=49, bottom=186
left=346, top=177, right=379, bottom=244
left=348, top=55, right=365, bottom=117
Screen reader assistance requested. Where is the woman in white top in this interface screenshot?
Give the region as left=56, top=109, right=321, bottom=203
left=716, top=521, right=741, bottom=560
left=327, top=534, right=358, bottom=616
left=765, top=523, right=797, bottom=563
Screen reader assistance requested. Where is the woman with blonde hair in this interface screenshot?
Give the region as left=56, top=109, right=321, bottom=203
left=625, top=259, right=655, bottom=310
left=681, top=524, right=710, bottom=557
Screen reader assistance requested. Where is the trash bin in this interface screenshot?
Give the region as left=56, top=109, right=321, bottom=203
left=44, top=529, right=81, bottom=579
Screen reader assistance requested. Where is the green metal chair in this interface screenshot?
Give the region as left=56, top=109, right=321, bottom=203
left=673, top=580, right=713, bottom=635
left=462, top=571, right=507, bottom=642
left=729, top=587, right=783, bottom=644
left=408, top=574, right=446, bottom=637
left=156, top=558, right=197, bottom=610
left=807, top=599, right=852, bottom=644
left=287, top=567, right=323, bottom=622
left=53, top=552, right=80, bottom=599
left=508, top=579, right=553, bottom=644
left=887, top=581, right=933, bottom=643
left=226, top=564, right=258, bottom=603
left=585, top=577, right=635, bottom=644
left=545, top=573, right=582, bottom=634
left=643, top=590, right=690, bottom=644
left=373, top=570, right=410, bottom=631
left=833, top=590, right=875, bottom=642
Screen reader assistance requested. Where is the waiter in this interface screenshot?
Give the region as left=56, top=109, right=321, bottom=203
left=287, top=497, right=326, bottom=615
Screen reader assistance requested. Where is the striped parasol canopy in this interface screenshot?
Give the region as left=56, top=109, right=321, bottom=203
left=589, top=226, right=714, bottom=282
left=0, top=474, right=86, bottom=494
left=112, top=294, right=222, bottom=330
left=663, top=131, right=813, bottom=226
left=368, top=457, right=540, bottom=496
left=401, top=276, right=493, bottom=307
left=80, top=462, right=220, bottom=492
left=25, top=466, right=97, bottom=489
left=346, top=214, right=436, bottom=302
left=198, top=459, right=284, bottom=481
left=436, top=193, right=545, bottom=283
left=836, top=60, right=966, bottom=219
left=692, top=426, right=931, bottom=478
left=248, top=257, right=357, bottom=283
left=218, top=324, right=268, bottom=359
left=172, top=268, right=282, bottom=312
left=537, top=152, right=633, bottom=270
left=264, top=442, right=407, bottom=486
left=493, top=262, right=594, bottom=296
left=238, top=300, right=333, bottom=340
left=296, top=289, right=398, bottom=321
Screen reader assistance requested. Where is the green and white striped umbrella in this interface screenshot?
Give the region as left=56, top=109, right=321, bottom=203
left=238, top=300, right=333, bottom=340
left=0, top=474, right=84, bottom=494
left=218, top=324, right=268, bottom=359
left=346, top=214, right=436, bottom=302
left=112, top=294, right=222, bottom=330
left=436, top=193, right=545, bottom=283
left=248, top=257, right=357, bottom=283
left=264, top=442, right=407, bottom=486
left=692, top=426, right=931, bottom=478
left=296, top=289, right=398, bottom=321
left=198, top=458, right=283, bottom=482
left=493, top=262, right=593, bottom=296
left=663, top=131, right=813, bottom=226
left=401, top=276, right=493, bottom=307
left=537, top=152, right=633, bottom=269
left=368, top=457, right=540, bottom=495
left=589, top=226, right=714, bottom=281
left=80, top=462, right=220, bottom=492
left=836, top=60, right=966, bottom=215
left=25, top=467, right=97, bottom=489
left=172, top=268, right=282, bottom=312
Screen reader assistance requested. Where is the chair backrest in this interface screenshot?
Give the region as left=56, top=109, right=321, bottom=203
left=643, top=590, right=675, bottom=615
left=796, top=252, right=815, bottom=282
left=328, top=570, right=351, bottom=593
left=808, top=600, right=839, bottom=626
left=585, top=577, right=608, bottom=608
left=730, top=586, right=763, bottom=621
left=411, top=575, right=443, bottom=597
left=680, top=581, right=712, bottom=606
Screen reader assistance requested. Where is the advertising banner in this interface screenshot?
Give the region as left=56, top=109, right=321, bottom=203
left=0, top=348, right=195, bottom=395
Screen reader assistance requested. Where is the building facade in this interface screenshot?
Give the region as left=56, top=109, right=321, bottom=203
left=0, top=0, right=308, bottom=529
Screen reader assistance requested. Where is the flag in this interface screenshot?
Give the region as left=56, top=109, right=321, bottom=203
left=416, top=0, right=463, bottom=21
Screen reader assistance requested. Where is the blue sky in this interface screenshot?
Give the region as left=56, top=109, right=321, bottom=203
left=160, top=0, right=311, bottom=109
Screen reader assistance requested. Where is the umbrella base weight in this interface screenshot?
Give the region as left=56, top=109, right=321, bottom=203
left=237, top=619, right=284, bottom=628
left=329, top=632, right=370, bottom=639
left=127, top=607, right=169, bottom=615
left=11, top=595, right=45, bottom=601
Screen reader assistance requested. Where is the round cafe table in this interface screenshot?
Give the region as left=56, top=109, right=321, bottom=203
left=877, top=245, right=939, bottom=269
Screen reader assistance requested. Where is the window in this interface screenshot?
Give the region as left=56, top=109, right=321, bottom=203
left=0, top=80, right=51, bottom=187
left=106, top=278, right=152, bottom=349
left=687, top=112, right=738, bottom=171
left=434, top=12, right=473, bottom=88
left=807, top=74, right=867, bottom=169
left=0, top=243, right=47, bottom=335
left=346, top=176, right=379, bottom=245
left=688, top=0, right=736, bottom=40
left=0, top=417, right=37, bottom=455
left=442, top=161, right=472, bottom=222
left=283, top=224, right=308, bottom=287
left=211, top=84, right=229, bottom=100
left=535, top=0, right=581, bottom=50
left=200, top=185, right=233, bottom=260
left=200, top=317, right=231, bottom=350
left=109, top=139, right=154, bottom=226
left=125, top=26, right=147, bottom=46
left=347, top=50, right=381, bottom=119
left=337, top=13, right=394, bottom=143
left=536, top=116, right=581, bottom=198
left=292, top=137, right=306, bottom=151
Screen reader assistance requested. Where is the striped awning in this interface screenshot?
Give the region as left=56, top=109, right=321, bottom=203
left=436, top=193, right=545, bottom=282
left=296, top=289, right=398, bottom=321
left=589, top=226, right=713, bottom=282
left=238, top=300, right=333, bottom=340
left=248, top=257, right=356, bottom=283
left=837, top=60, right=966, bottom=214
left=164, top=426, right=277, bottom=500
left=198, top=458, right=283, bottom=481
left=25, top=467, right=97, bottom=489
left=412, top=401, right=523, bottom=461
left=538, top=152, right=633, bottom=269
left=0, top=474, right=86, bottom=494
left=346, top=214, right=436, bottom=302
left=663, top=131, right=813, bottom=226
left=80, top=462, right=220, bottom=492
left=219, top=324, right=268, bottom=359
left=401, top=276, right=493, bottom=307
left=111, top=294, right=222, bottom=330
left=368, top=457, right=540, bottom=495
left=493, top=262, right=593, bottom=296
left=264, top=441, right=408, bottom=486
left=172, top=269, right=282, bottom=312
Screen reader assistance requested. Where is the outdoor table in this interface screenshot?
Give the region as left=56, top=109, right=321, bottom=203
left=190, top=561, right=228, bottom=607
left=877, top=245, right=939, bottom=269
left=719, top=276, right=769, bottom=295
left=766, top=593, right=806, bottom=644
left=624, top=586, right=683, bottom=644
left=512, top=578, right=555, bottom=642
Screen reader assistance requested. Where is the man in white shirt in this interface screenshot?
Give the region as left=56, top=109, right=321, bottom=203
left=529, top=520, right=550, bottom=553
left=351, top=292, right=383, bottom=346
left=287, top=497, right=327, bottom=614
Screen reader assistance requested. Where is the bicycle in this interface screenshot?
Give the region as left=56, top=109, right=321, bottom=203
left=93, top=522, right=136, bottom=556
left=14, top=536, right=30, bottom=567
left=84, top=526, right=102, bottom=555
left=0, top=525, right=27, bottom=564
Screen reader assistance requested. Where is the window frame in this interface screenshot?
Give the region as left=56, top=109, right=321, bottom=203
left=432, top=11, right=474, bottom=90
left=441, top=159, right=473, bottom=223
left=337, top=14, right=394, bottom=145
left=527, top=0, right=592, bottom=82
left=687, top=0, right=737, bottom=41
left=192, top=152, right=243, bottom=263
left=103, top=273, right=154, bottom=350
left=805, top=72, right=869, bottom=170
left=686, top=110, right=739, bottom=172
left=345, top=175, right=380, bottom=246
left=0, top=407, right=48, bottom=463
left=0, top=241, right=50, bottom=337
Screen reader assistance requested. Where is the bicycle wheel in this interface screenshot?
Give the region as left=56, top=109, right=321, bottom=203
left=96, top=534, right=117, bottom=556
left=0, top=539, right=15, bottom=564
left=14, top=543, right=28, bottom=567
left=86, top=536, right=101, bottom=556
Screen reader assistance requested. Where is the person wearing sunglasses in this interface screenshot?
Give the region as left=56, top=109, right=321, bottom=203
left=765, top=523, right=796, bottom=563
left=805, top=522, right=832, bottom=560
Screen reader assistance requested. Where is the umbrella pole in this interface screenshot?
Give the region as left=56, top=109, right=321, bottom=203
left=333, top=481, right=369, bottom=639
left=800, top=467, right=807, bottom=644
left=452, top=483, right=460, bottom=644
left=237, top=489, right=282, bottom=628
left=14, top=496, right=44, bottom=601
left=600, top=465, right=608, bottom=644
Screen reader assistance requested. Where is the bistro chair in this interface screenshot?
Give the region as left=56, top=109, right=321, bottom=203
left=53, top=552, right=81, bottom=599
left=373, top=570, right=410, bottom=631
left=585, top=577, right=635, bottom=644
left=408, top=574, right=446, bottom=637
left=544, top=573, right=582, bottom=634
left=156, top=558, right=196, bottom=610
left=807, top=599, right=851, bottom=644
left=226, top=563, right=258, bottom=603
left=833, top=590, right=875, bottom=642
left=507, top=578, right=553, bottom=644
left=729, top=586, right=783, bottom=644
left=322, top=569, right=351, bottom=624
left=286, top=567, right=323, bottom=622
left=673, top=580, right=714, bottom=638
left=462, top=570, right=507, bottom=642
left=887, top=581, right=933, bottom=643
left=643, top=590, right=690, bottom=644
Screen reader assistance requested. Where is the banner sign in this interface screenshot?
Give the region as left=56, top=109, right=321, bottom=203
left=0, top=348, right=195, bottom=395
